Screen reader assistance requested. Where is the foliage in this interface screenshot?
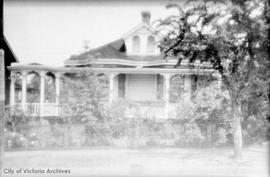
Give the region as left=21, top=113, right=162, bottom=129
left=158, top=0, right=269, bottom=102
left=59, top=70, right=112, bottom=146
left=158, top=0, right=269, bottom=156
left=103, top=100, right=141, bottom=139
left=61, top=69, right=108, bottom=123
left=4, top=106, right=32, bottom=148
left=169, top=83, right=232, bottom=147
left=5, top=106, right=28, bottom=132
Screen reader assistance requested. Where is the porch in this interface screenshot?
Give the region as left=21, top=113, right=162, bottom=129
left=108, top=72, right=197, bottom=119
left=7, top=63, right=221, bottom=119
left=8, top=65, right=63, bottom=118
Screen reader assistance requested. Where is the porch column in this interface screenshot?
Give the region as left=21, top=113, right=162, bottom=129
left=40, top=71, right=45, bottom=117
left=10, top=72, right=15, bottom=105
left=55, top=72, right=61, bottom=104
left=109, top=73, right=117, bottom=103
left=162, top=73, right=172, bottom=119
left=21, top=71, right=27, bottom=110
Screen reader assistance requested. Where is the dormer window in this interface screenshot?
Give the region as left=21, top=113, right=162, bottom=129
left=132, top=35, right=140, bottom=53
left=147, top=35, right=155, bottom=53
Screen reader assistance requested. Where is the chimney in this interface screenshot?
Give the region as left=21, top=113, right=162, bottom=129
left=141, top=11, right=151, bottom=25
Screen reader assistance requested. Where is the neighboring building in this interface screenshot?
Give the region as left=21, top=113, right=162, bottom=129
left=1, top=37, right=19, bottom=105
left=8, top=11, right=221, bottom=119
left=1, top=0, right=19, bottom=105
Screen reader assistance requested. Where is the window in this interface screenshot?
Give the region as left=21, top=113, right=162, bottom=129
left=191, top=75, right=198, bottom=99
left=118, top=74, right=126, bottom=98
left=147, top=35, right=155, bottom=53
left=132, top=35, right=140, bottom=53
left=157, top=74, right=163, bottom=100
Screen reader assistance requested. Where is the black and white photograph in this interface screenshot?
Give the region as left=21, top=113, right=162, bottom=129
left=0, top=0, right=269, bottom=176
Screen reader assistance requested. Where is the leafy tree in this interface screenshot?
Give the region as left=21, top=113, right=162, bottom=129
left=171, top=83, right=231, bottom=147
left=59, top=70, right=111, bottom=145
left=61, top=69, right=108, bottom=123
left=158, top=0, right=269, bottom=158
left=194, top=84, right=231, bottom=146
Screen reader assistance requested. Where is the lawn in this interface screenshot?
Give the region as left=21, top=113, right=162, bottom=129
left=1, top=145, right=268, bottom=177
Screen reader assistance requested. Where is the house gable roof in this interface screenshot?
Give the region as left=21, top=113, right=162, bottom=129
left=64, top=39, right=127, bottom=65
left=64, top=12, right=164, bottom=67
left=121, top=22, right=162, bottom=40
left=2, top=36, right=19, bottom=63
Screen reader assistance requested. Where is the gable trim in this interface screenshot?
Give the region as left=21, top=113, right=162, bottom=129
left=121, top=23, right=162, bottom=39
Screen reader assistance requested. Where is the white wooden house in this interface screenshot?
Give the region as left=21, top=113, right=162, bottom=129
left=8, top=11, right=221, bottom=119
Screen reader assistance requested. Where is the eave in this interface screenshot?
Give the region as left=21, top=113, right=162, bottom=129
left=8, top=62, right=215, bottom=75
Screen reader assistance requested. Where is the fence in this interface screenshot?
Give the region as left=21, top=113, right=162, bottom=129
left=4, top=115, right=233, bottom=150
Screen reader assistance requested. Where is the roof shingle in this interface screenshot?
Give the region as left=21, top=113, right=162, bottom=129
left=66, top=39, right=127, bottom=62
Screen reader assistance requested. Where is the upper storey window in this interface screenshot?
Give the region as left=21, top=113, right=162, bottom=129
left=132, top=35, right=140, bottom=53
left=147, top=35, right=155, bottom=53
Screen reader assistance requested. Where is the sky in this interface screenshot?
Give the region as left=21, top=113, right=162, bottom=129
left=4, top=0, right=180, bottom=66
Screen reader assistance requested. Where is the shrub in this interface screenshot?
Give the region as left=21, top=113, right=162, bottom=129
left=174, top=123, right=205, bottom=147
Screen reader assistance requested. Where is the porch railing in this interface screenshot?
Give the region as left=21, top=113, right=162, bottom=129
left=10, top=102, right=179, bottom=119
left=12, top=103, right=62, bottom=117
